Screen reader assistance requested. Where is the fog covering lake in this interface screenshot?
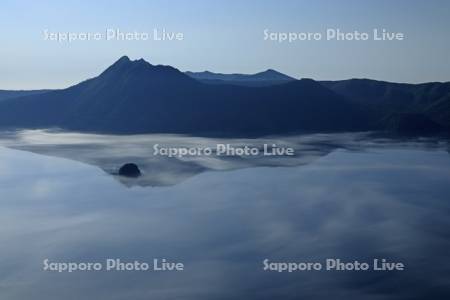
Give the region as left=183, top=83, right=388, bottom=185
left=0, top=130, right=449, bottom=299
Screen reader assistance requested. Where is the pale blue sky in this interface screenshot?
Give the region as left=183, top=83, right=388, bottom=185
left=1, top=0, right=449, bottom=89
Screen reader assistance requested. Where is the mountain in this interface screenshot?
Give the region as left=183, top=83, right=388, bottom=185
left=0, top=89, right=52, bottom=101
left=321, top=79, right=450, bottom=130
left=0, top=56, right=370, bottom=136
left=185, top=69, right=296, bottom=87
left=383, top=113, right=444, bottom=134
left=186, top=72, right=450, bottom=132
left=0, top=57, right=448, bottom=135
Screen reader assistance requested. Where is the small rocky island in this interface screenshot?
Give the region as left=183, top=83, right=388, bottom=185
left=118, top=163, right=142, bottom=178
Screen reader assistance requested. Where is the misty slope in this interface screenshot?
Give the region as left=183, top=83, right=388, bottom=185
left=0, top=56, right=370, bottom=135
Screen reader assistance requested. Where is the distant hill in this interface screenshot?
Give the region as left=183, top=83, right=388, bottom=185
left=185, top=69, right=296, bottom=87
left=186, top=72, right=450, bottom=132
left=0, top=56, right=369, bottom=136
left=0, top=89, right=52, bottom=101
left=321, top=79, right=450, bottom=129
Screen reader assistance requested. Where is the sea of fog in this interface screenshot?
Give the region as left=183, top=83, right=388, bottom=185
left=0, top=130, right=449, bottom=299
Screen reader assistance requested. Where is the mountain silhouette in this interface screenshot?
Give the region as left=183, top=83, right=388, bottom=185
left=321, top=79, right=450, bottom=131
left=184, top=71, right=450, bottom=132
left=0, top=56, right=448, bottom=135
left=0, top=56, right=370, bottom=135
left=185, top=69, right=295, bottom=86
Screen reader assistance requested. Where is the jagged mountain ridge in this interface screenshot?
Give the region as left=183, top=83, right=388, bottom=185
left=0, top=56, right=448, bottom=135
left=0, top=56, right=369, bottom=135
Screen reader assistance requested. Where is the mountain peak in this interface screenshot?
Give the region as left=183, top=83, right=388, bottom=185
left=96, top=56, right=194, bottom=87
left=101, top=55, right=133, bottom=75
left=118, top=55, right=131, bottom=63
left=255, top=69, right=295, bottom=81
left=107, top=56, right=153, bottom=70
left=100, top=56, right=160, bottom=77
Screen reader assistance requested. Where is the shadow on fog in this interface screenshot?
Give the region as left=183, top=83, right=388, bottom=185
left=0, top=129, right=448, bottom=187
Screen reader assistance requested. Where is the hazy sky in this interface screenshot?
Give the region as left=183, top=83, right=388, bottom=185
left=1, top=0, right=449, bottom=89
